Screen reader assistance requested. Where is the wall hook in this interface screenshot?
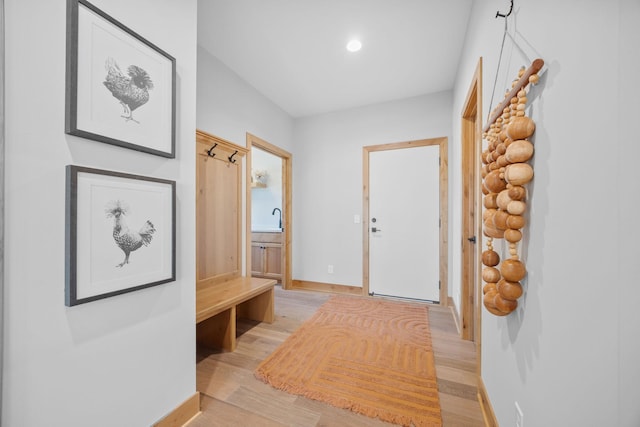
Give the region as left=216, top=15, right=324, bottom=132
left=228, top=150, right=238, bottom=163
left=496, top=0, right=514, bottom=18
left=206, top=143, right=218, bottom=157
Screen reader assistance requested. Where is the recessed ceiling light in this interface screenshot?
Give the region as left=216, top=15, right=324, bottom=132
left=346, top=39, right=362, bottom=52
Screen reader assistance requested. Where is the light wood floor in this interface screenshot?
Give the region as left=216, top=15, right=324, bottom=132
left=190, top=287, right=485, bottom=426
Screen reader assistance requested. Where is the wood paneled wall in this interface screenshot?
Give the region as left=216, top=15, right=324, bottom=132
left=196, top=130, right=248, bottom=289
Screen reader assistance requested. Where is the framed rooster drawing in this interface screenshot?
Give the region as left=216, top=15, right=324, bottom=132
left=65, top=0, right=176, bottom=158
left=65, top=165, right=176, bottom=306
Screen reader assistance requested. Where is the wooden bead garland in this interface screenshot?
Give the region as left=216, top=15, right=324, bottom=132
left=481, top=64, right=540, bottom=316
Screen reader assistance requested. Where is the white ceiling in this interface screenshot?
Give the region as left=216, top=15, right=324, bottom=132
left=197, top=0, right=473, bottom=118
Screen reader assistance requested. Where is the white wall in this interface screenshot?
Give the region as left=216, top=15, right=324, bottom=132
left=451, top=0, right=640, bottom=425
left=3, top=0, right=197, bottom=425
left=196, top=47, right=294, bottom=152
left=292, top=92, right=452, bottom=287
left=617, top=3, right=640, bottom=425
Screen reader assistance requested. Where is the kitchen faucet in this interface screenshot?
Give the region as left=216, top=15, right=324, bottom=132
left=272, top=208, right=282, bottom=229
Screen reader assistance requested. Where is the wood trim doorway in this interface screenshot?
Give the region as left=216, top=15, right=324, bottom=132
left=246, top=133, right=293, bottom=290
left=460, top=58, right=483, bottom=350
left=362, top=138, right=448, bottom=304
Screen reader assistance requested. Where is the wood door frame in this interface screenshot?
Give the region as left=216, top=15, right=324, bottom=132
left=246, top=133, right=293, bottom=289
left=362, top=138, right=448, bottom=304
left=460, top=59, right=483, bottom=353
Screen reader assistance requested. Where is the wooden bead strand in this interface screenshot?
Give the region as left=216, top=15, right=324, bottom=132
left=480, top=62, right=542, bottom=316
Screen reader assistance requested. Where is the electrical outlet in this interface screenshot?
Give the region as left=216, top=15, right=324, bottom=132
left=515, top=402, right=524, bottom=427
left=328, top=265, right=334, bottom=274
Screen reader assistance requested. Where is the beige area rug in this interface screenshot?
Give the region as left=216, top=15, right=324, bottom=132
left=255, top=295, right=442, bottom=426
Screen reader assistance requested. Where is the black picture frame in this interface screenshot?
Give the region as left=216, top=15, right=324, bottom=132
left=65, top=165, right=176, bottom=306
left=65, top=0, right=176, bottom=158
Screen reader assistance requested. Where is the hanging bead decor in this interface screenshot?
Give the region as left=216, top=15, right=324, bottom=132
left=481, top=59, right=543, bottom=316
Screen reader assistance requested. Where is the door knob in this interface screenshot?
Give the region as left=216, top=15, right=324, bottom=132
left=371, top=227, right=382, bottom=233
left=467, top=236, right=476, bottom=243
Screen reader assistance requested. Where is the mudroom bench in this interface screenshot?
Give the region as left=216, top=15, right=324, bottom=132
left=196, top=276, right=276, bottom=352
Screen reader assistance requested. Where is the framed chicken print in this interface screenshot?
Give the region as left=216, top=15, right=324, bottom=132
left=65, top=165, right=176, bottom=306
left=65, top=0, right=176, bottom=158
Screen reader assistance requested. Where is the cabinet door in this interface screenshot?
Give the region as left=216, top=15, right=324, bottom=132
left=251, top=243, right=264, bottom=276
left=263, top=245, right=282, bottom=277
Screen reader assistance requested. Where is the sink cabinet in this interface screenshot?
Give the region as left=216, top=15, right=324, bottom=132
left=251, top=232, right=282, bottom=282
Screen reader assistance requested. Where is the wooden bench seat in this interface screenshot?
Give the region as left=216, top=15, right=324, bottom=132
left=196, top=276, right=276, bottom=351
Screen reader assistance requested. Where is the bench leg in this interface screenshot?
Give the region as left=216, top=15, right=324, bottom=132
left=196, top=306, right=236, bottom=351
left=237, top=288, right=274, bottom=324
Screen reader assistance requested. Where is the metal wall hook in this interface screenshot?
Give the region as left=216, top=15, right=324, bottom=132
left=206, top=143, right=218, bottom=157
left=496, top=0, right=513, bottom=18
left=228, top=150, right=238, bottom=163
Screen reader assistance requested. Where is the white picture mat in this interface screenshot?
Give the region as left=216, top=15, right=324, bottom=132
left=75, top=3, right=172, bottom=153
left=75, top=172, right=173, bottom=300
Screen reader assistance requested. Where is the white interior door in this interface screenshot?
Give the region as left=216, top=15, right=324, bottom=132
left=369, top=145, right=440, bottom=302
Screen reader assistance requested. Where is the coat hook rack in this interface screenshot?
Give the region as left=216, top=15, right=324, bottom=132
left=496, top=0, right=514, bottom=18
left=228, top=150, right=238, bottom=163
left=206, top=143, right=218, bottom=157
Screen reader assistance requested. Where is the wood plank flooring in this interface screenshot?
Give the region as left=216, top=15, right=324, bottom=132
left=190, top=287, right=485, bottom=426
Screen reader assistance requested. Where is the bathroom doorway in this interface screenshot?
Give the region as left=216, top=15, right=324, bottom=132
left=247, top=133, right=292, bottom=289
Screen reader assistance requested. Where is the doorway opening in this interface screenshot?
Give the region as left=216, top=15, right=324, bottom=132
left=247, top=133, right=292, bottom=289
left=362, top=138, right=448, bottom=304
left=460, top=59, right=483, bottom=353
